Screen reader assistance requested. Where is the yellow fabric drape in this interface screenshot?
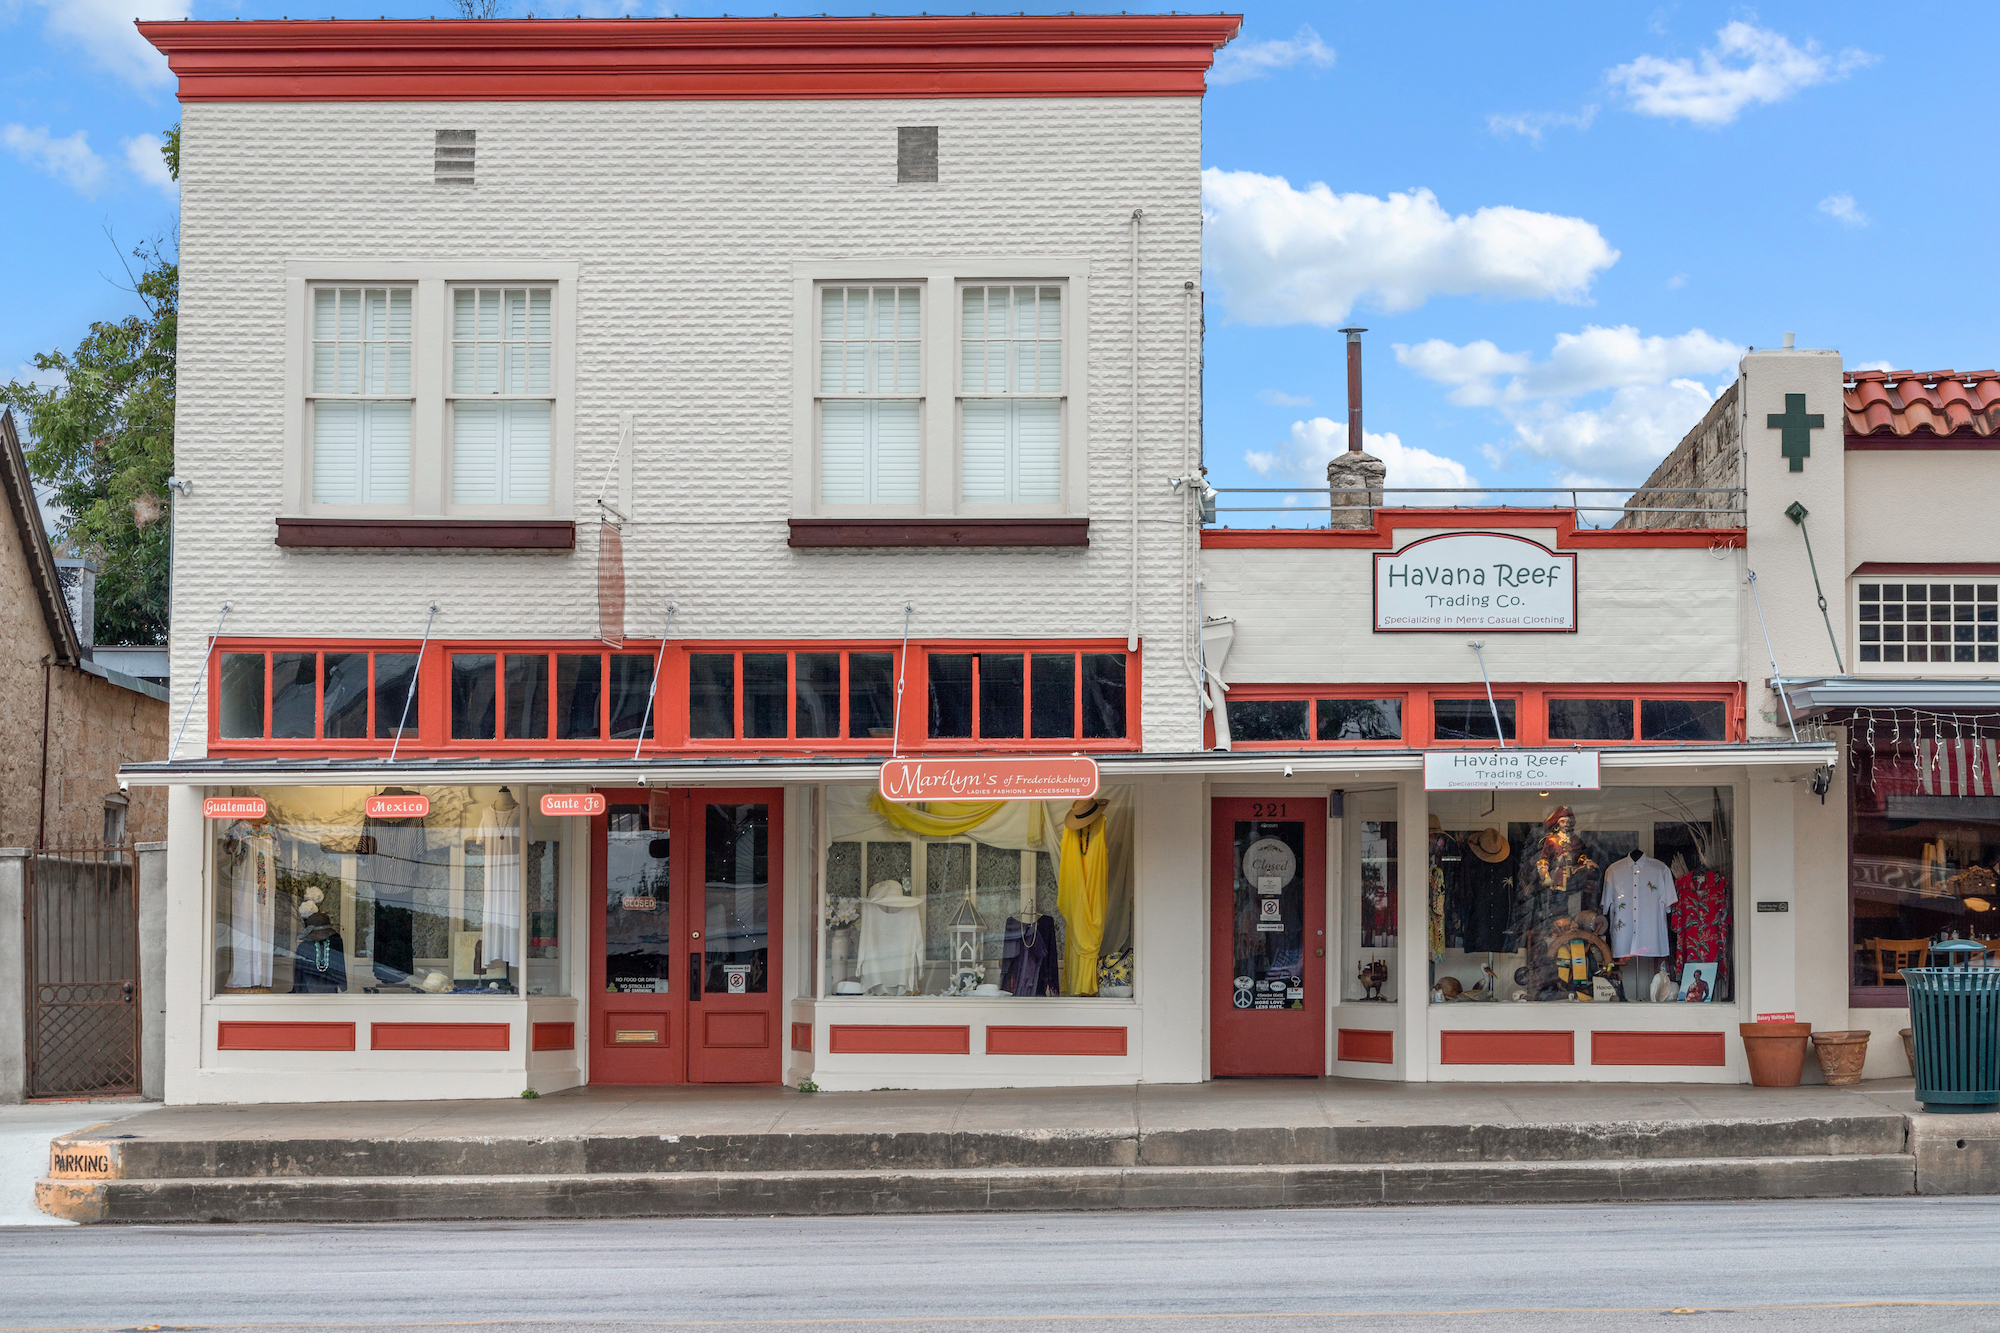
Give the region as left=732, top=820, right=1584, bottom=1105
left=866, top=795, right=1009, bottom=840
left=1057, top=823, right=1109, bottom=995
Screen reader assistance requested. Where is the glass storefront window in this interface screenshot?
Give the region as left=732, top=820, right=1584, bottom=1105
left=1339, top=788, right=1400, bottom=1003
left=1421, top=786, right=1735, bottom=1004
left=210, top=785, right=572, bottom=997
left=819, top=786, right=1131, bottom=998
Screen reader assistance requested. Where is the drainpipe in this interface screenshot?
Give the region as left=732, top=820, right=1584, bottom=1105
left=1128, top=208, right=1143, bottom=654
left=38, top=655, right=52, bottom=849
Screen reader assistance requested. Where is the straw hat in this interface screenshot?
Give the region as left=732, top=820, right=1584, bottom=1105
left=1065, top=798, right=1109, bottom=832
left=1468, top=827, right=1510, bottom=863
left=1427, top=814, right=1443, bottom=832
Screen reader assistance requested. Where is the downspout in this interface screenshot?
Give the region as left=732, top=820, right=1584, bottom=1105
left=38, top=655, right=52, bottom=849
left=1128, top=208, right=1143, bottom=655
left=1180, top=279, right=1207, bottom=732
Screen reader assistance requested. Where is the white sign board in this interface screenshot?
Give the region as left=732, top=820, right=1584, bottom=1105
left=1424, top=749, right=1600, bottom=791
left=1374, top=532, right=1577, bottom=632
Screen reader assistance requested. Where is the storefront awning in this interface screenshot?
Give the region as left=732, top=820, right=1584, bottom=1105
left=1782, top=675, right=2000, bottom=716
left=117, top=741, right=1837, bottom=788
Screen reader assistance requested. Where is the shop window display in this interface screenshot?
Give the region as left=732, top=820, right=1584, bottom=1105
left=210, top=785, right=571, bottom=997
left=1339, top=788, right=1400, bottom=1003
left=1421, top=787, right=1734, bottom=1004
left=819, top=786, right=1131, bottom=998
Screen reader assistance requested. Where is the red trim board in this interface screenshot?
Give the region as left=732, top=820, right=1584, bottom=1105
left=1336, top=1028, right=1394, bottom=1064
left=1589, top=1031, right=1726, bottom=1067
left=139, top=17, right=1244, bottom=103
left=985, top=1025, right=1127, bottom=1057
left=827, top=1024, right=970, bottom=1055
left=216, top=1021, right=355, bottom=1052
left=1851, top=563, right=2000, bottom=576
left=531, top=1022, right=575, bottom=1052
left=1439, top=1030, right=1575, bottom=1066
left=370, top=1022, right=511, bottom=1052
left=791, top=1022, right=813, bottom=1054
left=1201, top=508, right=1743, bottom=551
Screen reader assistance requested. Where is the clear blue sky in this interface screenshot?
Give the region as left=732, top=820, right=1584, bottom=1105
left=4, top=3, right=1991, bottom=519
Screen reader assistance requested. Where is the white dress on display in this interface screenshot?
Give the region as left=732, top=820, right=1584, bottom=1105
left=476, top=799, right=522, bottom=970
left=857, top=879, right=926, bottom=994
left=224, top=824, right=276, bottom=989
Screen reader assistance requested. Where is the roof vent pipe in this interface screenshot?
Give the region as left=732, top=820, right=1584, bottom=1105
left=1339, top=326, right=1366, bottom=449
left=1782, top=332, right=1796, bottom=350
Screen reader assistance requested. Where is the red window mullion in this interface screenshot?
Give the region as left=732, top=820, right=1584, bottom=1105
left=1073, top=652, right=1084, bottom=742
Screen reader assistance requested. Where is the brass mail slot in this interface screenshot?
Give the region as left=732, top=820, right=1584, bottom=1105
left=613, top=1029, right=661, bottom=1044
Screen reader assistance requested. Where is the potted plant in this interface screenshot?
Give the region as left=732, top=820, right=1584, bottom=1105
left=1809, top=1029, right=1872, bottom=1085
left=1739, top=1019, right=1813, bottom=1086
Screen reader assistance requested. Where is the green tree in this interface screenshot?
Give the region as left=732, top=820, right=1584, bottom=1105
left=2, top=129, right=178, bottom=646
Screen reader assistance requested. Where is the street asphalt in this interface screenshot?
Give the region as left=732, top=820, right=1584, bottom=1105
left=2, top=1197, right=1997, bottom=1332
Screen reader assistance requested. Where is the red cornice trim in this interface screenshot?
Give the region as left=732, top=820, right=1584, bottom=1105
left=1852, top=563, right=2000, bottom=576
left=1200, top=509, right=1743, bottom=551
left=138, top=16, right=1243, bottom=102
left=1846, top=430, right=2000, bottom=450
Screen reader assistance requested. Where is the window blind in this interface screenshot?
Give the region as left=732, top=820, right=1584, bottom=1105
left=818, top=285, right=922, bottom=506
left=453, top=401, right=552, bottom=505
left=961, top=399, right=1059, bottom=503
left=453, top=288, right=552, bottom=394
left=312, top=401, right=412, bottom=505
left=820, top=287, right=920, bottom=393
left=312, top=287, right=412, bottom=395
left=821, top=400, right=919, bottom=505
left=961, top=285, right=1060, bottom=394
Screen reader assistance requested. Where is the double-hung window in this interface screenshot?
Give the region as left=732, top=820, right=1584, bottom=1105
left=450, top=287, right=554, bottom=506
left=817, top=286, right=921, bottom=506
left=308, top=287, right=414, bottom=506
left=959, top=285, right=1062, bottom=505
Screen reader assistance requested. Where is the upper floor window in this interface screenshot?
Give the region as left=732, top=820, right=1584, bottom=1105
left=959, top=285, right=1062, bottom=505
left=818, top=286, right=921, bottom=506
left=450, top=287, right=554, bottom=506
left=1857, top=581, right=1998, bottom=668
left=309, top=287, right=414, bottom=506
left=1218, top=686, right=1740, bottom=748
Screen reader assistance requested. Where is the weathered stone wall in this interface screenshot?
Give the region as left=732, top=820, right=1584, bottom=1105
left=1617, top=381, right=1741, bottom=529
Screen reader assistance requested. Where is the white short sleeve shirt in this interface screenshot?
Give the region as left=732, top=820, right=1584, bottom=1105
left=1600, top=854, right=1679, bottom=957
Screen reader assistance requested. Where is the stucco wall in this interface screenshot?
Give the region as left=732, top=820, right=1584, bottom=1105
left=170, top=97, right=1208, bottom=753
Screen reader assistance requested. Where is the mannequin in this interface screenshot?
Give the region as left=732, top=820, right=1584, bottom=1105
left=857, top=878, right=925, bottom=994
left=221, top=817, right=277, bottom=990
left=477, top=787, right=522, bottom=972
left=1057, top=798, right=1109, bottom=996
left=291, top=909, right=348, bottom=994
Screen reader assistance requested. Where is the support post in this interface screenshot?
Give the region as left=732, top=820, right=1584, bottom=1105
left=0, top=848, right=27, bottom=1103
left=137, top=840, right=168, bottom=1101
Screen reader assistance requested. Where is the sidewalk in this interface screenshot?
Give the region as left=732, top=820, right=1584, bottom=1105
left=40, top=1076, right=1986, bottom=1224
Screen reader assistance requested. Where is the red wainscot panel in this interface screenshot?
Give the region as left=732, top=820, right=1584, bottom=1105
left=531, top=1022, right=575, bottom=1052
left=1336, top=1028, right=1394, bottom=1064
left=217, top=1021, right=356, bottom=1052
left=1591, top=1031, right=1727, bottom=1067
left=790, top=1022, right=813, bottom=1054
left=1439, top=1030, right=1575, bottom=1066
left=986, top=1025, right=1127, bottom=1057
left=371, top=1022, right=511, bottom=1052
left=827, top=1025, right=971, bottom=1055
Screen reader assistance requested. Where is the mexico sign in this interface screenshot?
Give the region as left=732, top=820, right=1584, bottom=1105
left=1374, top=532, right=1577, bottom=632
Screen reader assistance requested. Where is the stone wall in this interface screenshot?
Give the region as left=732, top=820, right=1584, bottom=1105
left=1616, top=381, right=1741, bottom=530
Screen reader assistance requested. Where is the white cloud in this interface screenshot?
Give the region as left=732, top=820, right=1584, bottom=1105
left=1608, top=22, right=1876, bottom=127
left=26, top=0, right=192, bottom=92
left=1201, top=168, right=1619, bottom=327
left=1211, top=25, right=1335, bottom=87
left=1487, top=106, right=1598, bottom=144
left=1247, top=419, right=1476, bottom=495
left=1398, top=325, right=1742, bottom=478
left=1665, top=272, right=1687, bottom=290
left=1256, top=388, right=1313, bottom=408
left=123, top=133, right=176, bottom=197
left=1849, top=359, right=1894, bottom=373
left=3, top=124, right=107, bottom=195
left=1818, top=193, right=1868, bottom=227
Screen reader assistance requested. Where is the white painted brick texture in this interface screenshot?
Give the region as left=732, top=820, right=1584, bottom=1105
left=171, top=98, right=1208, bottom=753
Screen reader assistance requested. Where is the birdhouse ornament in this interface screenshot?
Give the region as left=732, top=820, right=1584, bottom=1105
left=946, top=879, right=983, bottom=989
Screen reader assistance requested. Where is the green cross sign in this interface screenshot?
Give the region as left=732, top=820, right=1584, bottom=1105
left=1768, top=393, right=1824, bottom=472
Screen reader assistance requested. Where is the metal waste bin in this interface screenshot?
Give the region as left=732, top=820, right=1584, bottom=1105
left=1904, top=941, right=2000, bottom=1114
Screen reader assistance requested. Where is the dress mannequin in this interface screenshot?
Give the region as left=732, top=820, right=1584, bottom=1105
left=477, top=787, right=522, bottom=972
left=857, top=878, right=925, bottom=994
left=1057, top=798, right=1110, bottom=995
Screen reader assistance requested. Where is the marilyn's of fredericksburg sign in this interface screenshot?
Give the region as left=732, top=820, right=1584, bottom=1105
left=1423, top=749, right=1600, bottom=791
left=1374, top=532, right=1578, bottom=632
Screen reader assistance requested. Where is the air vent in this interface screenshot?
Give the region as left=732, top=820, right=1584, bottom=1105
left=897, top=126, right=937, bottom=183
left=435, top=129, right=475, bottom=185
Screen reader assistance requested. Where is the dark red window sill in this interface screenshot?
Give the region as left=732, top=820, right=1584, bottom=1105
left=275, top=518, right=576, bottom=550
left=788, top=517, right=1088, bottom=549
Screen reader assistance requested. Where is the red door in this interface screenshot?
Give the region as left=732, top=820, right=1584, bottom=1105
left=589, top=788, right=783, bottom=1085
left=1210, top=796, right=1326, bottom=1077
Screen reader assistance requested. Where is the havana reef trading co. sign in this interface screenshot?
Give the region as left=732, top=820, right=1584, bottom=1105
left=1373, top=532, right=1578, bottom=632
left=1423, top=749, right=1601, bottom=791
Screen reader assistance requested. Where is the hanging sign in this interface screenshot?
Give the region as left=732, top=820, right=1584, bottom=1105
left=364, top=793, right=430, bottom=819
left=202, top=796, right=266, bottom=820
left=1423, top=750, right=1600, bottom=791
left=540, top=793, right=607, bottom=817
left=1374, top=532, right=1577, bottom=632
left=878, top=757, right=1098, bottom=803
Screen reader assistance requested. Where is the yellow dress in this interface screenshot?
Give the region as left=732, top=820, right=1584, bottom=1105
left=1057, top=821, right=1109, bottom=995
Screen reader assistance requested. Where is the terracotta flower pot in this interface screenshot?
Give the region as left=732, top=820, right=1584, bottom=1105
left=1740, top=1021, right=1812, bottom=1087
left=1809, top=1029, right=1871, bottom=1085
left=1900, top=1027, right=1915, bottom=1075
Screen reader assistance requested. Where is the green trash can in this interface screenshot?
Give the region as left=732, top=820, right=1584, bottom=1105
left=1904, top=941, right=2000, bottom=1114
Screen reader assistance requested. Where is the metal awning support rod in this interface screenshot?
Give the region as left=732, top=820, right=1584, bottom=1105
left=1469, top=641, right=1506, bottom=749
left=170, top=603, right=231, bottom=761
left=632, top=603, right=676, bottom=761
left=389, top=602, right=439, bottom=762
left=891, top=602, right=914, bottom=758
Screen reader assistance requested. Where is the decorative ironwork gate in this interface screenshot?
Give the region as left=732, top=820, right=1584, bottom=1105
left=26, top=846, right=140, bottom=1097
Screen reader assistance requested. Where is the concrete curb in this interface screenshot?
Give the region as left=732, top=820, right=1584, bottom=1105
left=37, top=1154, right=1918, bottom=1224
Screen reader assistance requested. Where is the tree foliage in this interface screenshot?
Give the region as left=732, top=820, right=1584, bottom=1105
left=1, top=129, right=178, bottom=646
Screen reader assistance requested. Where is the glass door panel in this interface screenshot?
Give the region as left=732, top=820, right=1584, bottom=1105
left=589, top=792, right=684, bottom=1084
left=688, top=792, right=783, bottom=1084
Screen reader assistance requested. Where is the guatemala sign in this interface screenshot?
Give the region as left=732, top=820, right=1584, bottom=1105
left=879, top=757, right=1099, bottom=803
left=202, top=796, right=267, bottom=820
left=1423, top=749, right=1600, bottom=791
left=1374, top=532, right=1578, bottom=632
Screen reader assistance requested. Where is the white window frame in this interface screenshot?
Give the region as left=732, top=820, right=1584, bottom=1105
left=791, top=259, right=1089, bottom=519
left=1852, top=577, right=2000, bottom=675
left=283, top=261, right=578, bottom=520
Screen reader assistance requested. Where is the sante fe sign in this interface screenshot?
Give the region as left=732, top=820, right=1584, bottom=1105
left=879, top=757, right=1098, bottom=803
left=1423, top=749, right=1600, bottom=791
left=1374, top=532, right=1577, bottom=633
left=540, top=793, right=607, bottom=817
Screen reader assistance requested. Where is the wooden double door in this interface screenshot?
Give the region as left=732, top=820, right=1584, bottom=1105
left=1210, top=796, right=1327, bottom=1077
left=588, top=788, right=783, bottom=1084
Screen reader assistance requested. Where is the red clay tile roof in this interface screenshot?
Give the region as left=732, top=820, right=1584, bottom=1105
left=1846, top=369, right=2000, bottom=437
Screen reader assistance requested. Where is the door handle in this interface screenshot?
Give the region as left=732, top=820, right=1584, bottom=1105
left=690, top=953, right=703, bottom=1001
left=121, top=982, right=133, bottom=1003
